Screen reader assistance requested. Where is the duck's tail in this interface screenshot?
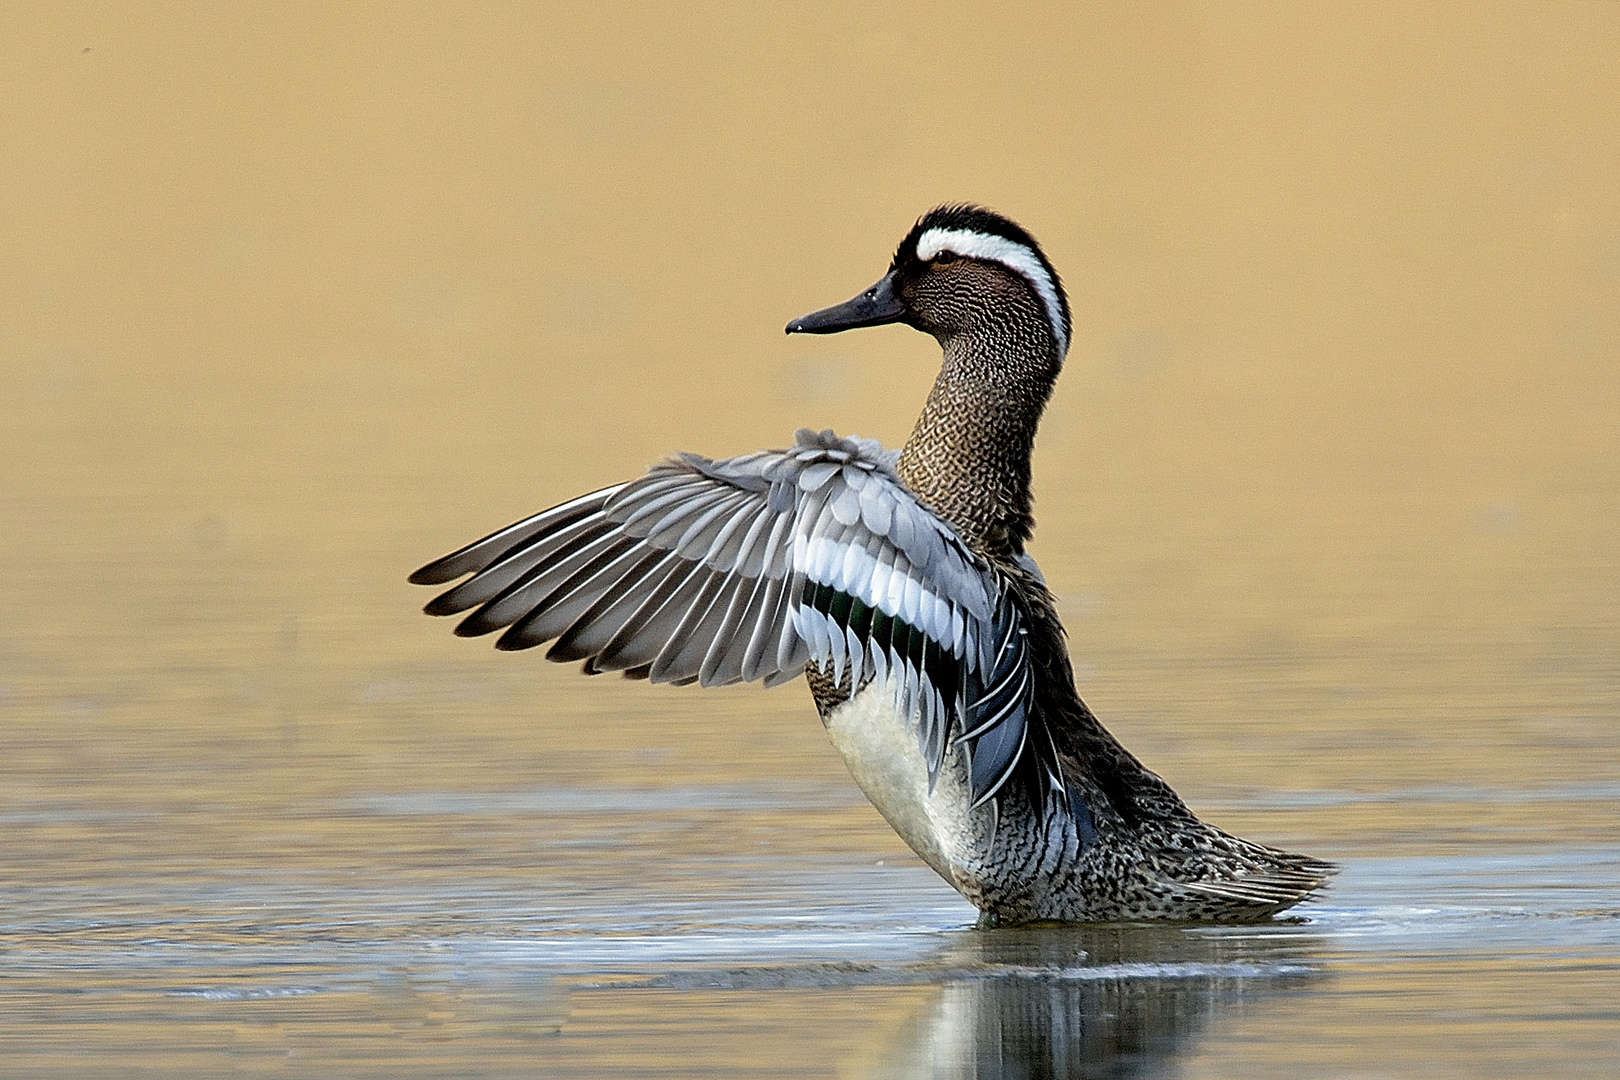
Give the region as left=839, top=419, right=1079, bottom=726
left=1153, top=836, right=1337, bottom=921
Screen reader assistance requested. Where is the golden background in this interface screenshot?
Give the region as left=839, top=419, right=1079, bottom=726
left=2, top=3, right=1617, bottom=1075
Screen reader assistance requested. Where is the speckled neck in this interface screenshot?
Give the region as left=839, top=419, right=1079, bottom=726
left=896, top=331, right=1061, bottom=558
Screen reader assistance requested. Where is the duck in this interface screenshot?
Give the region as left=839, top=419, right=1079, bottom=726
left=410, top=205, right=1334, bottom=923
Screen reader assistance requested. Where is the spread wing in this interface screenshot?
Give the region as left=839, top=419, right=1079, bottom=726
left=411, top=428, right=1054, bottom=806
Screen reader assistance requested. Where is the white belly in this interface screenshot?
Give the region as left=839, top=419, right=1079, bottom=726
left=822, top=679, right=978, bottom=885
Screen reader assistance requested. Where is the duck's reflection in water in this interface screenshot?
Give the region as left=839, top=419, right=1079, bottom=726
left=846, top=921, right=1325, bottom=1080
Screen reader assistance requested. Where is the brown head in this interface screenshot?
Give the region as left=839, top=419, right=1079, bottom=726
left=786, top=204, right=1070, bottom=371
left=786, top=206, right=1071, bottom=555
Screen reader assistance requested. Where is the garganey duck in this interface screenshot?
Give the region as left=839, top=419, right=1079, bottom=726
left=411, top=205, right=1334, bottom=923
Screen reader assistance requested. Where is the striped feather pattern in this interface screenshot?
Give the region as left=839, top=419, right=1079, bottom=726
left=413, top=428, right=1044, bottom=806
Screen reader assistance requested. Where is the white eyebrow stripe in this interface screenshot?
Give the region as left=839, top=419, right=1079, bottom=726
left=915, top=227, right=1068, bottom=359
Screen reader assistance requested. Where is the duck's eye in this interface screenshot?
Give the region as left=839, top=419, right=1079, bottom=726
left=932, top=250, right=958, bottom=265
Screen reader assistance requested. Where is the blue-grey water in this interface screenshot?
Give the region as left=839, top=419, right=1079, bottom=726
left=5, top=733, right=1620, bottom=1076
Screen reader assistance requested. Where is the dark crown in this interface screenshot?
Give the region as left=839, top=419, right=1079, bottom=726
left=892, top=204, right=1071, bottom=350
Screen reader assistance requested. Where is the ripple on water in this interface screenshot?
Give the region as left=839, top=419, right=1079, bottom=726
left=4, top=782, right=1620, bottom=1077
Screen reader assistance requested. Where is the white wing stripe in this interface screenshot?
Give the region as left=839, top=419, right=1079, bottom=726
left=868, top=546, right=895, bottom=611
left=869, top=634, right=889, bottom=685
left=885, top=553, right=910, bottom=617
left=844, top=625, right=864, bottom=686
left=931, top=593, right=953, bottom=645
left=900, top=573, right=922, bottom=629
left=840, top=540, right=869, bottom=595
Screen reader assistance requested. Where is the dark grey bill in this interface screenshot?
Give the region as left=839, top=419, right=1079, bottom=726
left=785, top=273, right=906, bottom=335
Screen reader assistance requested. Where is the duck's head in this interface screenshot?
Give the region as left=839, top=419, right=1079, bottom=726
left=786, top=204, right=1070, bottom=366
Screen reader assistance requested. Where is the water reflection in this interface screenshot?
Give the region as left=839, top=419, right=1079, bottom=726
left=846, top=923, right=1323, bottom=1079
